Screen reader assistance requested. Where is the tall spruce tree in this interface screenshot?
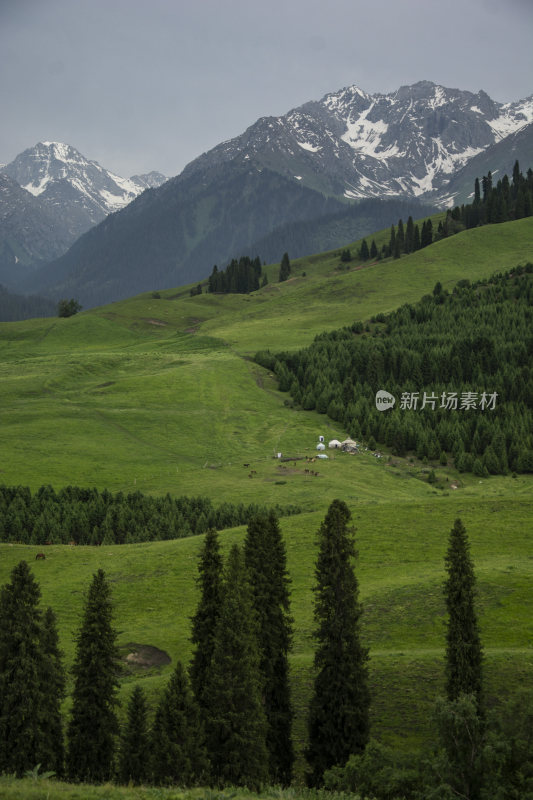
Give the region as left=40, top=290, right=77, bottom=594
left=119, top=685, right=150, bottom=785
left=279, top=252, right=291, bottom=282
left=389, top=224, right=396, bottom=256
left=244, top=511, right=294, bottom=785
left=0, top=561, right=50, bottom=776
left=67, top=569, right=121, bottom=783
left=40, top=607, right=66, bottom=776
left=305, top=499, right=370, bottom=787
left=405, top=216, right=414, bottom=252
left=444, top=519, right=483, bottom=709
left=204, top=544, right=268, bottom=789
left=189, top=527, right=224, bottom=713
left=151, top=661, right=209, bottom=786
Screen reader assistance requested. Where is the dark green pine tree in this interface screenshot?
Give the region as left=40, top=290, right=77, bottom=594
left=413, top=224, right=421, bottom=251
left=40, top=607, right=66, bottom=776
left=393, top=235, right=402, bottom=259
left=474, top=177, right=481, bottom=204
left=389, top=224, right=396, bottom=256
left=189, top=527, right=224, bottom=713
left=67, top=569, right=121, bottom=783
left=204, top=544, right=268, bottom=789
left=512, top=159, right=521, bottom=188
left=305, top=499, right=370, bottom=787
left=444, top=519, right=483, bottom=709
left=151, top=661, right=209, bottom=786
left=370, top=239, right=378, bottom=259
left=405, top=216, right=414, bottom=252
left=244, top=511, right=294, bottom=785
left=396, top=218, right=405, bottom=252
left=0, top=561, right=49, bottom=776
left=279, top=252, right=291, bottom=282
left=359, top=239, right=370, bottom=261
left=119, top=685, right=150, bottom=785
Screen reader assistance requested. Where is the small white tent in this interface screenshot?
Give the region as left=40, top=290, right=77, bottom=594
left=328, top=439, right=342, bottom=449
left=316, top=442, right=326, bottom=451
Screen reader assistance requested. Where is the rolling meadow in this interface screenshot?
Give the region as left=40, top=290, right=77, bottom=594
left=1, top=215, right=532, bottom=795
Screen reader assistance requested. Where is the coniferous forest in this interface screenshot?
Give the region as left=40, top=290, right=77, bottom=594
left=207, top=256, right=263, bottom=294
left=0, top=485, right=300, bottom=545
left=257, top=265, right=533, bottom=475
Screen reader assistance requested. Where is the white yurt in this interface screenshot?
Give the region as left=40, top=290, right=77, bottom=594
left=316, top=442, right=326, bottom=451
left=328, top=439, right=342, bottom=449
left=341, top=438, right=359, bottom=453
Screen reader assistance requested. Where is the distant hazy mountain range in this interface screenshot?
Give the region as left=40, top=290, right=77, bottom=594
left=5, top=81, right=533, bottom=308
left=0, top=142, right=167, bottom=287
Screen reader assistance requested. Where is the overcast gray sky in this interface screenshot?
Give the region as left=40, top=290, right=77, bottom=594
left=1, top=0, right=532, bottom=178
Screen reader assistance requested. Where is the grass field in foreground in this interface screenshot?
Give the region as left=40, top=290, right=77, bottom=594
left=1, top=494, right=531, bottom=774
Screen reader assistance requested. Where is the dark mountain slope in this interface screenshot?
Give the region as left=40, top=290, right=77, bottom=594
left=27, top=161, right=345, bottom=306
left=244, top=197, right=438, bottom=264
left=0, top=174, right=75, bottom=288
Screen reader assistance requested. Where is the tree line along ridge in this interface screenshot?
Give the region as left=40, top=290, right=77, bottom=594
left=0, top=485, right=301, bottom=546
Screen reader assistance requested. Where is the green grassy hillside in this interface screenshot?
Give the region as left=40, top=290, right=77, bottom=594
left=1, top=216, right=532, bottom=498
left=1, top=217, right=532, bottom=781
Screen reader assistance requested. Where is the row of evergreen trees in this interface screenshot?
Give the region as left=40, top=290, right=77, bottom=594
left=207, top=256, right=264, bottom=294
left=356, top=162, right=532, bottom=265
left=359, top=214, right=436, bottom=262
left=256, top=265, right=533, bottom=474
left=0, top=504, right=366, bottom=788
left=207, top=252, right=293, bottom=294
left=0, top=484, right=300, bottom=545
left=1, top=505, right=531, bottom=796
left=0, top=511, right=294, bottom=786
left=460, top=161, right=533, bottom=228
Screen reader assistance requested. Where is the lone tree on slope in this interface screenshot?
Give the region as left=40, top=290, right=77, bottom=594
left=444, top=518, right=483, bottom=710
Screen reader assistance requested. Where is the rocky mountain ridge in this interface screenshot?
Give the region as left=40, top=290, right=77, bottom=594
left=182, top=80, right=533, bottom=204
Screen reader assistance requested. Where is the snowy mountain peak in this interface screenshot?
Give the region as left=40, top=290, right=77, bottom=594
left=1, top=142, right=167, bottom=223
left=182, top=81, right=533, bottom=205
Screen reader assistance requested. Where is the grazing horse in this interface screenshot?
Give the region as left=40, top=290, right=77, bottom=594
left=35, top=553, right=46, bottom=560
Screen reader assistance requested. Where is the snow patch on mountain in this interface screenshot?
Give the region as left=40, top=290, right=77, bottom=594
left=341, top=106, right=399, bottom=159
left=297, top=141, right=321, bottom=152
